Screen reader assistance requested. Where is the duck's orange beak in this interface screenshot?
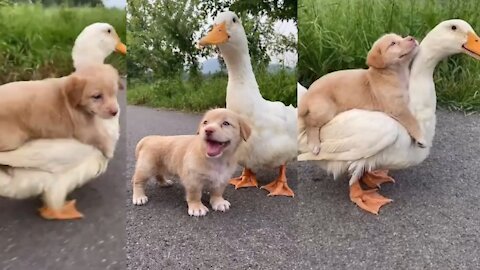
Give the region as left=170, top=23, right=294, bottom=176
left=115, top=41, right=127, bottom=55
left=463, top=31, right=480, bottom=59
left=198, top=23, right=229, bottom=46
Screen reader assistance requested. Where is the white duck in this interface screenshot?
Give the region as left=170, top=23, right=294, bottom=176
left=199, top=11, right=297, bottom=197
left=0, top=23, right=126, bottom=220
left=73, top=22, right=126, bottom=69
left=298, top=19, right=480, bottom=214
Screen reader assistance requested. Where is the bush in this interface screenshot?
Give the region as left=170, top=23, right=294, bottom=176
left=299, top=0, right=480, bottom=112
left=127, top=69, right=296, bottom=112
left=0, top=5, right=126, bottom=83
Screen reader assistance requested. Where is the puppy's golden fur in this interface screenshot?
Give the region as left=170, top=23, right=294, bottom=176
left=132, top=108, right=251, bottom=217
left=0, top=64, right=120, bottom=158
left=299, top=33, right=424, bottom=154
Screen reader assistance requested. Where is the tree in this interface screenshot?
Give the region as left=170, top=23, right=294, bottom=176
left=128, top=0, right=197, bottom=78
left=9, top=0, right=104, bottom=6
left=230, top=0, right=297, bottom=22
left=127, top=0, right=296, bottom=79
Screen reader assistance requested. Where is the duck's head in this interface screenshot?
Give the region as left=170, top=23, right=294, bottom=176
left=198, top=11, right=248, bottom=53
left=72, top=23, right=127, bottom=69
left=423, top=19, right=480, bottom=59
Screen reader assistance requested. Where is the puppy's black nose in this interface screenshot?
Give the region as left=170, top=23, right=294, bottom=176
left=204, top=127, right=215, bottom=135
left=110, top=110, right=118, bottom=116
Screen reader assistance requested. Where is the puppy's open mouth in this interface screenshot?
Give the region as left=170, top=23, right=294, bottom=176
left=206, top=139, right=230, bottom=157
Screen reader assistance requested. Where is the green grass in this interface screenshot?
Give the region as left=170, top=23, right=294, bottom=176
left=299, top=0, right=480, bottom=112
left=127, top=70, right=297, bottom=112
left=0, top=5, right=126, bottom=83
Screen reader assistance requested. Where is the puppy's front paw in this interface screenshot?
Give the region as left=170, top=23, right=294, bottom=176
left=132, top=194, right=148, bottom=205
left=310, top=145, right=320, bottom=155
left=105, top=151, right=114, bottom=159
left=210, top=197, right=231, bottom=212
left=187, top=203, right=209, bottom=217
left=101, top=145, right=115, bottom=159
left=414, top=138, right=427, bottom=148
left=106, top=145, right=116, bottom=158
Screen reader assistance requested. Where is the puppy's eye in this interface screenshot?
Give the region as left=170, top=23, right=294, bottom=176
left=107, top=29, right=112, bottom=33
left=451, top=25, right=457, bottom=31
left=203, top=120, right=208, bottom=125
left=390, top=41, right=396, bottom=46
left=222, top=121, right=231, bottom=126
left=232, top=17, right=237, bottom=23
left=92, top=94, right=103, bottom=100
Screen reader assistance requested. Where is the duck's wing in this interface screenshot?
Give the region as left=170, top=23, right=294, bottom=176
left=0, top=147, right=108, bottom=200
left=0, top=139, right=100, bottom=173
left=298, top=109, right=400, bottom=161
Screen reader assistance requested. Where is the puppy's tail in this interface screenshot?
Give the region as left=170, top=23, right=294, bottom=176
left=135, top=137, right=147, bottom=159
left=297, top=82, right=308, bottom=105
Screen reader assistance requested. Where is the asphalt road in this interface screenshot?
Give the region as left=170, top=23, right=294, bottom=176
left=0, top=91, right=127, bottom=270
left=126, top=107, right=480, bottom=270
left=296, top=109, right=480, bottom=269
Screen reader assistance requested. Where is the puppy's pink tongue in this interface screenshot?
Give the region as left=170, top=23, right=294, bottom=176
left=207, top=141, right=223, bottom=157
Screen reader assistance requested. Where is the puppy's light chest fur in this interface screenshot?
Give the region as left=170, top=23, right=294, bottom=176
left=180, top=153, right=237, bottom=188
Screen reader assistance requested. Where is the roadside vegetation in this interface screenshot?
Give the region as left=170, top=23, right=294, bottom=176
left=0, top=4, right=126, bottom=83
left=299, top=0, right=480, bottom=112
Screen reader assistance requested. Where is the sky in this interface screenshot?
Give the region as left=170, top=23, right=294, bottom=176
left=104, top=0, right=296, bottom=69
left=103, top=0, right=126, bottom=8
left=272, top=19, right=297, bottom=67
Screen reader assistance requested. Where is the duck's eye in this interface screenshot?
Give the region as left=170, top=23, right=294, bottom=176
left=451, top=25, right=457, bottom=31
left=232, top=17, right=237, bottom=23
left=92, top=94, right=103, bottom=100
left=203, top=120, right=208, bottom=125
left=107, top=29, right=112, bottom=33
left=222, top=121, right=231, bottom=126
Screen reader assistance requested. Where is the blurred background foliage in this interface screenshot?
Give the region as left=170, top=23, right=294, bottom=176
left=299, top=0, right=480, bottom=112
left=0, top=1, right=125, bottom=83
left=3, top=0, right=103, bottom=6
left=127, top=0, right=297, bottom=111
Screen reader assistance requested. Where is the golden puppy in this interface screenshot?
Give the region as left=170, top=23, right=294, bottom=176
left=299, top=33, right=424, bottom=154
left=0, top=64, right=119, bottom=158
left=132, top=108, right=251, bottom=217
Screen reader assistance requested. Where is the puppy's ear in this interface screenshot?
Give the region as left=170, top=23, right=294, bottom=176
left=366, top=46, right=385, bottom=69
left=238, top=117, right=251, bottom=142
left=64, top=75, right=87, bottom=107
left=118, top=78, right=125, bottom=91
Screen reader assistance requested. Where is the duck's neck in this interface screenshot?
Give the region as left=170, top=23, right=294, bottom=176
left=220, top=44, right=262, bottom=105
left=409, top=41, right=447, bottom=144
left=72, top=47, right=108, bottom=70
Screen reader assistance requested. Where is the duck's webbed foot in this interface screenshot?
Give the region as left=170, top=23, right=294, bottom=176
left=349, top=180, right=392, bottom=215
